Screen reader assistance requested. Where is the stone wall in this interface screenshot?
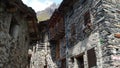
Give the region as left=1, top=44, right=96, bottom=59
left=0, top=0, right=37, bottom=68
left=64, top=0, right=120, bottom=68
left=101, top=0, right=120, bottom=67
left=0, top=10, right=29, bottom=68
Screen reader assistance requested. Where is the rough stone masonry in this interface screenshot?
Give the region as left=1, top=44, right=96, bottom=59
left=0, top=0, right=37, bottom=68
left=48, top=0, right=120, bottom=68
left=63, top=0, right=120, bottom=68
left=0, top=0, right=120, bottom=68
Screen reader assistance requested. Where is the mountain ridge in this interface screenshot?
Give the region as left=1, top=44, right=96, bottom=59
left=37, top=3, right=59, bottom=21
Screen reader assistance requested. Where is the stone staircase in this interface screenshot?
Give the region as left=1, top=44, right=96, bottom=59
left=29, top=43, right=57, bottom=68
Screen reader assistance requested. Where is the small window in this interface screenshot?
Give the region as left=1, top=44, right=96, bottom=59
left=84, top=11, right=91, bottom=26
left=87, top=48, right=97, bottom=68
left=76, top=55, right=84, bottom=68
left=9, top=17, right=19, bottom=38
left=83, top=11, right=92, bottom=33
left=71, top=23, right=76, bottom=36
left=44, top=65, right=47, bottom=68
left=71, top=57, right=74, bottom=63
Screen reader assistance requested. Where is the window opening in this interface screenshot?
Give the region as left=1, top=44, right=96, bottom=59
left=76, top=55, right=84, bottom=68
left=9, top=17, right=19, bottom=38
left=87, top=48, right=97, bottom=68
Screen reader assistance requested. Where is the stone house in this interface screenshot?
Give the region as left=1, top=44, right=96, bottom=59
left=48, top=9, right=66, bottom=68
left=49, top=0, right=120, bottom=68
left=0, top=0, right=39, bottom=68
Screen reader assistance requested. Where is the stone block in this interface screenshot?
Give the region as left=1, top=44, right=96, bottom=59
left=114, top=33, right=120, bottom=38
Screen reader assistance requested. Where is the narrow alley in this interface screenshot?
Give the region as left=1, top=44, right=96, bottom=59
left=0, top=0, right=120, bottom=68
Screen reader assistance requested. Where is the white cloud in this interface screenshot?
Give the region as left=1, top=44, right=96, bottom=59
left=22, top=0, right=54, bottom=12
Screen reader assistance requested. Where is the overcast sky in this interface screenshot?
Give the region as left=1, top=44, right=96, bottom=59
left=22, top=0, right=63, bottom=12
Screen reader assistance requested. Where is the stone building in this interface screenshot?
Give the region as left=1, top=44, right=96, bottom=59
left=48, top=9, right=66, bottom=68
left=1, top=0, right=120, bottom=68
left=49, top=0, right=120, bottom=68
left=0, top=0, right=39, bottom=68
